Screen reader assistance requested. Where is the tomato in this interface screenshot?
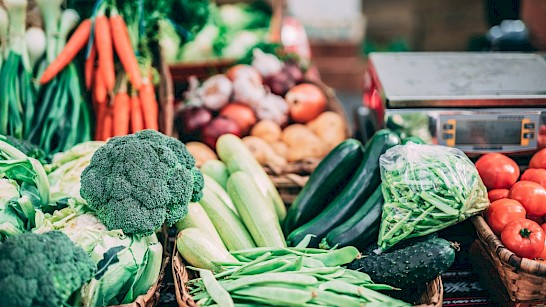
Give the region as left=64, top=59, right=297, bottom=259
left=485, top=199, right=527, bottom=235
left=509, top=181, right=546, bottom=216
left=501, top=219, right=545, bottom=259
left=475, top=153, right=520, bottom=190
left=521, top=168, right=546, bottom=188
left=285, top=83, right=327, bottom=123
left=219, top=103, right=257, bottom=135
left=488, top=189, right=510, bottom=203
left=530, top=148, right=546, bottom=169
left=539, top=223, right=546, bottom=261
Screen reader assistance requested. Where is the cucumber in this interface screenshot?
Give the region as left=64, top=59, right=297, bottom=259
left=320, top=186, right=383, bottom=250
left=227, top=171, right=286, bottom=248
left=176, top=228, right=238, bottom=273
left=347, top=237, right=456, bottom=289
left=286, top=129, right=400, bottom=247
left=199, top=185, right=256, bottom=251
left=217, top=134, right=286, bottom=222
left=282, top=139, right=364, bottom=234
left=201, top=159, right=229, bottom=189
left=175, top=202, right=226, bottom=249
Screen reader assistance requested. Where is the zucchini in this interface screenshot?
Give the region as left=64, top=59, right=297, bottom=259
left=199, top=185, right=256, bottom=251
left=203, top=173, right=239, bottom=216
left=176, top=228, right=238, bottom=273
left=286, top=129, right=400, bottom=248
left=217, top=134, right=286, bottom=222
left=227, top=171, right=286, bottom=248
left=282, top=139, right=364, bottom=234
left=175, top=202, right=226, bottom=249
left=347, top=237, right=456, bottom=289
left=320, top=186, right=383, bottom=250
left=201, top=159, right=229, bottom=189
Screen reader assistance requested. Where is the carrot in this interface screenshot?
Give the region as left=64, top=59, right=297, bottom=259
left=95, top=15, right=116, bottom=92
left=39, top=19, right=92, bottom=84
left=130, top=94, right=144, bottom=133
left=85, top=41, right=97, bottom=90
left=93, top=66, right=108, bottom=104
left=112, top=91, right=130, bottom=136
left=94, top=102, right=105, bottom=140
left=110, top=13, right=142, bottom=90
left=102, top=104, right=114, bottom=140
left=139, top=77, right=159, bottom=130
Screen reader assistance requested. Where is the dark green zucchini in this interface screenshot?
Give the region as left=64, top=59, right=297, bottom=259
left=282, top=139, right=364, bottom=234
left=319, top=186, right=383, bottom=250
left=347, top=237, right=456, bottom=289
left=286, top=129, right=400, bottom=248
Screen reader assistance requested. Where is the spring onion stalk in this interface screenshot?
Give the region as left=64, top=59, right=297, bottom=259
left=56, top=9, right=80, bottom=56
left=4, top=0, right=29, bottom=70
left=35, top=0, right=63, bottom=63
left=25, top=27, right=47, bottom=69
left=0, top=6, right=8, bottom=66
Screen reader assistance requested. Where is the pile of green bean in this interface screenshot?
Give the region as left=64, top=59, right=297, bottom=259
left=187, top=245, right=410, bottom=306
left=378, top=143, right=489, bottom=250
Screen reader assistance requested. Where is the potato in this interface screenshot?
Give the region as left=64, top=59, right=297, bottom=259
left=307, top=111, right=346, bottom=151
left=271, top=141, right=288, bottom=158
left=281, top=124, right=315, bottom=146
left=285, top=134, right=326, bottom=162
left=242, top=136, right=287, bottom=167
left=250, top=120, right=282, bottom=143
left=186, top=142, right=218, bottom=167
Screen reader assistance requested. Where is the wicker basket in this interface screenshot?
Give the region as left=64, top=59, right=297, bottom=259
left=469, top=216, right=546, bottom=305
left=109, top=228, right=171, bottom=307
left=171, top=241, right=443, bottom=307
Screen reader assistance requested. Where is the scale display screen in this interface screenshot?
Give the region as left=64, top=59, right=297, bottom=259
left=455, top=120, right=521, bottom=145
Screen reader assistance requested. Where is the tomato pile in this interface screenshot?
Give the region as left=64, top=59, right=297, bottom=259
left=476, top=149, right=546, bottom=261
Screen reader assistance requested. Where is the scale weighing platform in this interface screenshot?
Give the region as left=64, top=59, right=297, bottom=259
left=363, top=52, right=546, bottom=155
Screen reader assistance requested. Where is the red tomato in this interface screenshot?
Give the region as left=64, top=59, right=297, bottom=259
left=219, top=103, right=257, bottom=135
left=488, top=189, right=510, bottom=203
left=485, top=199, right=527, bottom=235
left=521, top=168, right=546, bottom=188
left=530, top=148, right=546, bottom=169
left=501, top=219, right=545, bottom=259
left=475, top=153, right=520, bottom=190
left=509, top=181, right=546, bottom=216
left=285, top=83, right=327, bottom=123
left=539, top=223, right=546, bottom=261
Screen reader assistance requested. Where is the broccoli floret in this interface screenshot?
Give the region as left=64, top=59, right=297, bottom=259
left=0, top=231, right=96, bottom=307
left=80, top=130, right=204, bottom=235
left=3, top=136, right=48, bottom=164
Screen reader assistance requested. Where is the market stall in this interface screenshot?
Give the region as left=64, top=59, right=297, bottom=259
left=1, top=0, right=546, bottom=306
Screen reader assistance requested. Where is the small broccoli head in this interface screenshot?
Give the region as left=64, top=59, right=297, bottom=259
left=80, top=130, right=204, bottom=235
left=0, top=231, right=96, bottom=307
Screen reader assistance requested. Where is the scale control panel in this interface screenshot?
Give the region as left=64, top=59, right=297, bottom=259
left=437, top=113, right=540, bottom=153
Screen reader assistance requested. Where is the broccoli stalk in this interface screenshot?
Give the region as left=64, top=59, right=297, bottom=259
left=80, top=130, right=204, bottom=236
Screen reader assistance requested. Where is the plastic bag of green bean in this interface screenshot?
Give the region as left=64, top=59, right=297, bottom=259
left=378, top=143, right=489, bottom=250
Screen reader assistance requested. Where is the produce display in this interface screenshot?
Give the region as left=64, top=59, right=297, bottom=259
left=176, top=50, right=347, bottom=168
left=479, top=149, right=546, bottom=261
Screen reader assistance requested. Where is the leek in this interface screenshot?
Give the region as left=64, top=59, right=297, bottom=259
left=0, top=6, right=8, bottom=67
left=4, top=0, right=29, bottom=70
left=25, top=27, right=46, bottom=69
left=35, top=0, right=63, bottom=63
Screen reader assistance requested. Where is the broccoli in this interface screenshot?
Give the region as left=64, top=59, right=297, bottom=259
left=0, top=231, right=96, bottom=307
left=80, top=130, right=204, bottom=235
left=3, top=135, right=48, bottom=164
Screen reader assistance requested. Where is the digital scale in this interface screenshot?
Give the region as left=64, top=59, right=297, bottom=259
left=362, top=52, right=546, bottom=156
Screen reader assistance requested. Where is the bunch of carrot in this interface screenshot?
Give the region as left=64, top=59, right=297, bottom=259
left=39, top=4, right=159, bottom=141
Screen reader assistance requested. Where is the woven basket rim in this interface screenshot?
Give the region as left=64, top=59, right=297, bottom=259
left=171, top=240, right=443, bottom=307
left=471, top=215, right=546, bottom=276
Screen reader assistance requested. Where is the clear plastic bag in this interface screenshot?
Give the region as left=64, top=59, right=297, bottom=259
left=378, top=143, right=489, bottom=250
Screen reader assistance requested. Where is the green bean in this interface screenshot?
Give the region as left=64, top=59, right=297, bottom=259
left=219, top=273, right=318, bottom=292
left=311, top=246, right=360, bottom=267
left=340, top=269, right=372, bottom=282
left=295, top=234, right=315, bottom=248
left=233, top=256, right=297, bottom=276
left=302, top=257, right=326, bottom=268
left=269, top=256, right=303, bottom=273
left=198, top=269, right=234, bottom=307
left=310, top=289, right=364, bottom=307
left=216, top=252, right=273, bottom=279
left=232, top=285, right=314, bottom=305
